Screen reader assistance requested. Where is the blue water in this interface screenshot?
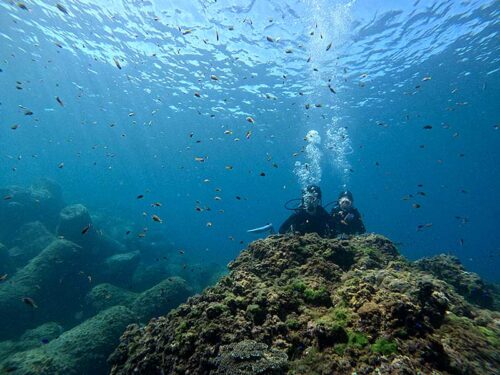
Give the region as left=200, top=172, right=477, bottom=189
left=0, top=0, right=499, bottom=281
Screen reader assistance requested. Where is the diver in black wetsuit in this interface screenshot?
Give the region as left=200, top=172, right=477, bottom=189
left=330, top=190, right=366, bottom=237
left=279, top=185, right=334, bottom=237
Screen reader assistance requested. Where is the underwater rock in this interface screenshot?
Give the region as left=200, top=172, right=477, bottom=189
left=0, top=239, right=90, bottom=340
left=131, top=276, right=193, bottom=322
left=0, top=181, right=64, bottom=243
left=1, top=306, right=136, bottom=375
left=414, top=254, right=495, bottom=309
left=84, top=283, right=137, bottom=316
left=56, top=204, right=94, bottom=244
left=99, top=251, right=141, bottom=287
left=0, top=243, right=8, bottom=274
left=7, top=221, right=55, bottom=269
left=131, top=262, right=171, bottom=292
left=109, top=234, right=500, bottom=375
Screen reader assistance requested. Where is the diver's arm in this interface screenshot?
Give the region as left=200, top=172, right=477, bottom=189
left=353, top=209, right=366, bottom=234
left=279, top=213, right=298, bottom=234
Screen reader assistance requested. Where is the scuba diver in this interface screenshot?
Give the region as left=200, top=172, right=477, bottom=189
left=330, top=190, right=366, bottom=236
left=277, top=185, right=334, bottom=237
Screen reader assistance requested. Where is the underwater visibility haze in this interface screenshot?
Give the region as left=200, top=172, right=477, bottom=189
left=0, top=0, right=499, bottom=373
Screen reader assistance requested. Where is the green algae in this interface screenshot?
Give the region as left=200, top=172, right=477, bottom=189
left=348, top=331, right=369, bottom=349
left=478, top=326, right=500, bottom=348
left=290, top=279, right=331, bottom=306
left=371, top=338, right=398, bottom=355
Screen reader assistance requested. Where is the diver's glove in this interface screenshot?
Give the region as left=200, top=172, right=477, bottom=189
left=247, top=223, right=275, bottom=234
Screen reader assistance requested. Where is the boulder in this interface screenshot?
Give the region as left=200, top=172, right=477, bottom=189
left=84, top=283, right=137, bottom=316
left=98, top=251, right=141, bottom=287
left=1, top=306, right=135, bottom=375
left=0, top=239, right=90, bottom=340
left=7, top=221, right=55, bottom=269
left=131, top=276, right=193, bottom=321
left=56, top=204, right=94, bottom=244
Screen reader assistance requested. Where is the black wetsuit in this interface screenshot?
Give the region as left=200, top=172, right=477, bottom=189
left=279, top=207, right=334, bottom=237
left=330, top=205, right=366, bottom=236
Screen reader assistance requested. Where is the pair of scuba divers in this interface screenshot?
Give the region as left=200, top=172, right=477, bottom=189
left=248, top=185, right=365, bottom=238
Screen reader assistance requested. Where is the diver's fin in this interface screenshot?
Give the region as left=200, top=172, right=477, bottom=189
left=247, top=223, right=274, bottom=234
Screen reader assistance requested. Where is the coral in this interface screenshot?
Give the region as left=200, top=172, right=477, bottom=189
left=109, top=234, right=500, bottom=374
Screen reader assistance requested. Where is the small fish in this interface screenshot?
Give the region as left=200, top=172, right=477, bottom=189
left=56, top=96, right=64, bottom=106
left=11, top=124, right=19, bottom=130
left=182, top=29, right=192, bottom=35
left=326, top=42, right=332, bottom=51
left=195, top=157, right=205, bottom=162
left=328, top=85, right=336, bottom=94
left=206, top=222, right=213, bottom=227
left=210, top=74, right=219, bottom=81
left=17, top=2, right=29, bottom=10
left=224, top=130, right=233, bottom=135
left=285, top=48, right=293, bottom=53
left=56, top=3, right=68, bottom=14
left=0, top=274, right=8, bottom=282
left=152, top=214, right=162, bottom=223
left=412, top=203, right=421, bottom=209
left=216, top=30, right=219, bottom=41
left=151, top=202, right=162, bottom=207
left=24, top=110, right=33, bottom=116
left=225, top=165, right=233, bottom=170
left=113, top=58, right=122, bottom=69
left=422, top=125, right=432, bottom=130
left=307, top=56, right=311, bottom=63
left=259, top=172, right=266, bottom=176
left=22, top=297, right=38, bottom=308
left=81, top=224, right=92, bottom=235
left=194, top=92, right=201, bottom=98
left=58, top=162, right=64, bottom=169
left=246, top=116, right=255, bottom=123
left=245, top=130, right=252, bottom=139
left=422, top=76, right=432, bottom=81
left=41, top=338, right=50, bottom=344
left=136, top=194, right=144, bottom=199
left=266, top=36, right=274, bottom=42
left=125, top=230, right=131, bottom=235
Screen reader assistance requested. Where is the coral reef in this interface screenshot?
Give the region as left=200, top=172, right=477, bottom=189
left=109, top=234, right=500, bottom=375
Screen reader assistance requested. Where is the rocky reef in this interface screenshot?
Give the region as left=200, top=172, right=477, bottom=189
left=0, top=180, right=225, bottom=374
left=109, top=234, right=500, bottom=375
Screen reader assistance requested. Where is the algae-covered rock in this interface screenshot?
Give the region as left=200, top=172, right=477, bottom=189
left=415, top=254, right=495, bottom=308
left=84, top=283, right=137, bottom=316
left=0, top=180, right=64, bottom=242
left=8, top=221, right=55, bottom=269
left=56, top=204, right=94, bottom=243
left=0, top=239, right=90, bottom=340
left=109, top=234, right=500, bottom=375
left=131, top=276, right=193, bottom=321
left=99, top=251, right=141, bottom=287
left=0, top=306, right=136, bottom=375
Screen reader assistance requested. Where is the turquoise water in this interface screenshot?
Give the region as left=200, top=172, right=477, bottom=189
left=0, top=0, right=498, bottom=286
